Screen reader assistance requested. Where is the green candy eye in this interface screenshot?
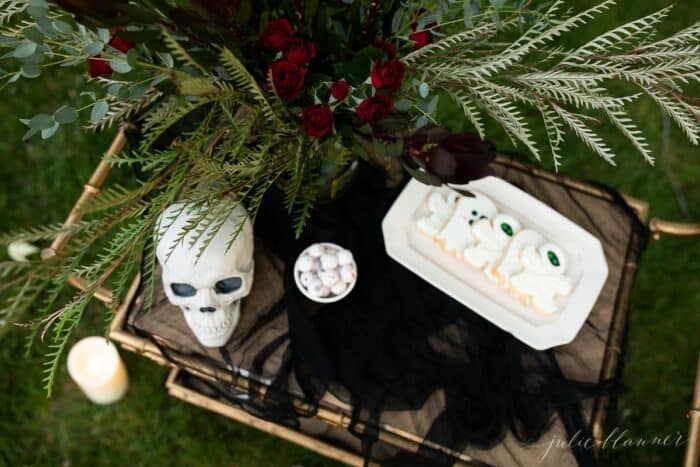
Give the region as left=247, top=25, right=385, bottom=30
left=500, top=223, right=513, bottom=236
left=547, top=250, right=560, bottom=267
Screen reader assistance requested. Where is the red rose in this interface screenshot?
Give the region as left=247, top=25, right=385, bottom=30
left=301, top=105, right=333, bottom=138
left=372, top=39, right=396, bottom=58
left=329, top=80, right=350, bottom=100
left=356, top=95, right=392, bottom=123
left=409, top=31, right=432, bottom=49
left=370, top=59, right=405, bottom=92
left=283, top=37, right=317, bottom=65
left=88, top=56, right=112, bottom=77
left=108, top=30, right=134, bottom=53
left=261, top=19, right=294, bottom=51
left=269, top=59, right=306, bottom=100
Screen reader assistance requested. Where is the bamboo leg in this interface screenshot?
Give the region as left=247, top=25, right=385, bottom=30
left=683, top=354, right=700, bottom=467
left=41, top=127, right=130, bottom=306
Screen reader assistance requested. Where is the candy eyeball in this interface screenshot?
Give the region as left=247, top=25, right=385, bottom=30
left=319, top=269, right=340, bottom=287
left=296, top=254, right=314, bottom=272
left=308, top=244, right=325, bottom=258
left=300, top=271, right=320, bottom=288
left=320, top=253, right=339, bottom=270
left=337, top=249, right=353, bottom=266
left=330, top=281, right=347, bottom=295
left=340, top=264, right=356, bottom=283
left=308, top=283, right=330, bottom=298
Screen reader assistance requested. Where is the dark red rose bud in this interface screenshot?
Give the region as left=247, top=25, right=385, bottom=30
left=108, top=34, right=134, bottom=53
left=283, top=37, right=317, bottom=65
left=301, top=105, right=333, bottom=138
left=356, top=94, right=392, bottom=123
left=88, top=56, right=112, bottom=77
left=409, top=31, right=432, bottom=49
left=329, top=80, right=350, bottom=100
left=269, top=59, right=306, bottom=100
left=372, top=39, right=396, bottom=58
left=370, top=59, right=405, bottom=92
left=261, top=18, right=295, bottom=51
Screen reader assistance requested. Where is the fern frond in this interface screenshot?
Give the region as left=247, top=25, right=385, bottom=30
left=604, top=108, right=654, bottom=164
left=467, top=84, right=541, bottom=160
left=446, top=89, right=486, bottom=140
left=561, top=5, right=672, bottom=63
left=86, top=89, right=162, bottom=131
left=219, top=47, right=281, bottom=125
left=539, top=106, right=566, bottom=171
left=551, top=104, right=616, bottom=165
left=642, top=86, right=700, bottom=145
left=160, top=27, right=207, bottom=75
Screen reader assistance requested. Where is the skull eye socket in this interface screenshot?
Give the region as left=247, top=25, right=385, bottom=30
left=171, top=283, right=197, bottom=297
left=215, top=277, right=243, bottom=294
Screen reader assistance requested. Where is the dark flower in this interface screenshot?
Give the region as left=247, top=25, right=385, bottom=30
left=301, top=105, right=333, bottom=138
left=269, top=59, right=306, bottom=100
left=283, top=37, right=317, bottom=65
left=329, top=80, right=350, bottom=100
left=404, top=128, right=494, bottom=184
left=409, top=31, right=432, bottom=49
left=370, top=59, right=405, bottom=92
left=372, top=39, right=396, bottom=58
left=108, top=28, right=135, bottom=53
left=356, top=95, right=392, bottom=123
left=88, top=56, right=112, bottom=77
left=261, top=18, right=294, bottom=51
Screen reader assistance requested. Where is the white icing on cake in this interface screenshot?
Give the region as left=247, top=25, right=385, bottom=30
left=435, top=193, right=497, bottom=259
left=463, top=213, right=521, bottom=281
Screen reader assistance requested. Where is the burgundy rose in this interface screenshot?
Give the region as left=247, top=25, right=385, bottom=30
left=283, top=37, right=317, bottom=65
left=356, top=95, right=392, bottom=123
left=261, top=18, right=294, bottom=51
left=108, top=28, right=134, bottom=53
left=269, top=59, right=306, bottom=100
left=409, top=31, right=432, bottom=49
left=88, top=56, right=112, bottom=77
left=372, top=39, right=396, bottom=58
left=301, top=105, right=333, bottom=138
left=370, top=59, right=405, bottom=92
left=329, top=80, right=350, bottom=100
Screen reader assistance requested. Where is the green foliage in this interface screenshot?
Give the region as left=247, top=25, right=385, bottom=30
left=407, top=1, right=700, bottom=170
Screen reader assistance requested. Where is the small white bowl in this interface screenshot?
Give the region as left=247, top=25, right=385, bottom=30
left=294, top=242, right=357, bottom=303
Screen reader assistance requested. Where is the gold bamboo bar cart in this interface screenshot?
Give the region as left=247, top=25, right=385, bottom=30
left=47, top=128, right=700, bottom=466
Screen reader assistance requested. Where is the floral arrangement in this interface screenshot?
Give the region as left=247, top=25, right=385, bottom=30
left=0, top=0, right=698, bottom=393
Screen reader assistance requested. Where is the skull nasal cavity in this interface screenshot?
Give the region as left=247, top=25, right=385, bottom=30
left=200, top=307, right=216, bottom=313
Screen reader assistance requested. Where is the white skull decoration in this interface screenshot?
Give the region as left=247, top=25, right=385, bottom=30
left=156, top=203, right=254, bottom=348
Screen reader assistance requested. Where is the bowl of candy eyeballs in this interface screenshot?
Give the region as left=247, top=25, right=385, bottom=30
left=294, top=242, right=357, bottom=303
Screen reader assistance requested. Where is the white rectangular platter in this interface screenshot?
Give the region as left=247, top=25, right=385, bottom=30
left=381, top=176, right=609, bottom=350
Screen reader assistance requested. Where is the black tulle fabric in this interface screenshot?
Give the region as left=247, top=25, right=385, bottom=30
left=211, top=164, right=610, bottom=467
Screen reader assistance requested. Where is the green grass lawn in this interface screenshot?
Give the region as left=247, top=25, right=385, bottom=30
left=1, top=1, right=699, bottom=466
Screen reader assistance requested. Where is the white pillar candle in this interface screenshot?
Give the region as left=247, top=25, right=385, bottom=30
left=67, top=336, right=128, bottom=404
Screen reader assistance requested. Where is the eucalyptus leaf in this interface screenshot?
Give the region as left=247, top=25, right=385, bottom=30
left=83, top=41, right=104, bottom=56
left=415, top=115, right=429, bottom=128
left=26, top=5, right=48, bottom=19
left=97, top=28, right=110, bottom=43
left=80, top=91, right=96, bottom=101
left=394, top=99, right=413, bottom=112
left=20, top=62, right=40, bottom=78
left=54, top=105, right=77, bottom=124
left=41, top=121, right=60, bottom=139
left=23, top=26, right=44, bottom=45
left=13, top=42, right=37, bottom=59
left=90, top=100, right=109, bottom=123
left=29, top=113, right=54, bottom=130
left=22, top=127, right=39, bottom=141
left=35, top=16, right=57, bottom=39
left=107, top=83, right=123, bottom=96
left=419, top=82, right=430, bottom=98
left=109, top=59, right=132, bottom=74
left=52, top=20, right=73, bottom=34
left=126, top=48, right=139, bottom=67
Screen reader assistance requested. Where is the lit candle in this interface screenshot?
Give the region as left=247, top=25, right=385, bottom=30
left=67, top=336, right=128, bottom=404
